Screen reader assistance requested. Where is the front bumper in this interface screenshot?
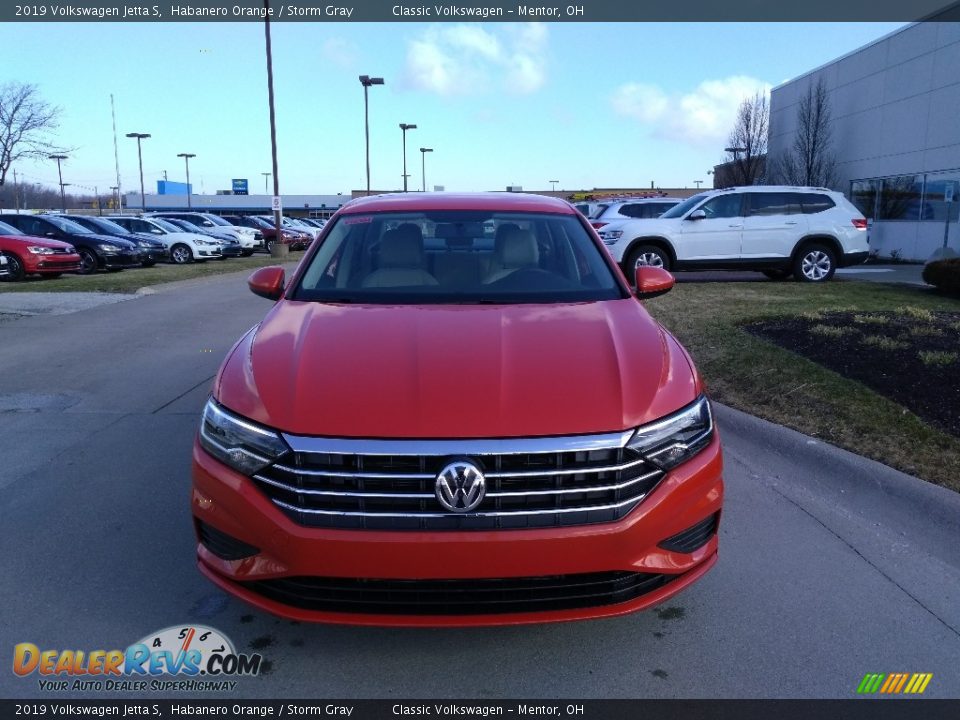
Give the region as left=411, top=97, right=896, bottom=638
left=219, top=245, right=244, bottom=257
left=196, top=247, right=222, bottom=258
left=192, top=433, right=723, bottom=626
left=839, top=250, right=869, bottom=268
left=26, top=256, right=83, bottom=274
left=102, top=252, right=141, bottom=269
left=139, top=247, right=170, bottom=262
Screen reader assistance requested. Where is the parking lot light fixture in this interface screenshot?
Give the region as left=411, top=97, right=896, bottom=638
left=177, top=153, right=196, bottom=209
left=420, top=148, right=433, bottom=192
left=261, top=172, right=271, bottom=193
left=125, top=133, right=151, bottom=212
left=359, top=76, right=384, bottom=196
left=550, top=180, right=559, bottom=192
left=400, top=123, right=417, bottom=192
left=49, top=154, right=68, bottom=212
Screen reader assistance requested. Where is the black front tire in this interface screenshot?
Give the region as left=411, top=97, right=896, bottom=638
left=170, top=244, right=193, bottom=264
left=625, top=244, right=671, bottom=275
left=2, top=254, right=26, bottom=281
left=264, top=239, right=275, bottom=254
left=78, top=249, right=98, bottom=275
left=792, top=243, right=837, bottom=283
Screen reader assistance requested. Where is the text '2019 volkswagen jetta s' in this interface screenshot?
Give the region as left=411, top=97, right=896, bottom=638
left=192, top=192, right=723, bottom=626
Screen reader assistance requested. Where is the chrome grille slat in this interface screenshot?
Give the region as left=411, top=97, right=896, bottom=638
left=254, top=432, right=663, bottom=530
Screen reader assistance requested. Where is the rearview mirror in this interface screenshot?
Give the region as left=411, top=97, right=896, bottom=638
left=248, top=266, right=286, bottom=301
left=634, top=266, right=675, bottom=299
left=686, top=209, right=707, bottom=221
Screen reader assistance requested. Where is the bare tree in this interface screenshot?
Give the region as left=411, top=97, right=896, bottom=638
left=0, top=82, right=67, bottom=187
left=723, top=92, right=768, bottom=186
left=774, top=78, right=837, bottom=187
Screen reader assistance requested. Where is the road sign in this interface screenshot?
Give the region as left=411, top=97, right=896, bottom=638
left=232, top=178, right=249, bottom=195
left=271, top=196, right=282, bottom=212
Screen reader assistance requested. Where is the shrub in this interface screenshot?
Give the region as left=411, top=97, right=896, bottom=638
left=922, top=258, right=960, bottom=296
left=862, top=335, right=909, bottom=351
left=810, top=324, right=854, bottom=338
left=919, top=350, right=958, bottom=367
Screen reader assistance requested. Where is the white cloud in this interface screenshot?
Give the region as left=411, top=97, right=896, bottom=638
left=402, top=23, right=549, bottom=97
left=321, top=37, right=359, bottom=69
left=610, top=75, right=771, bottom=146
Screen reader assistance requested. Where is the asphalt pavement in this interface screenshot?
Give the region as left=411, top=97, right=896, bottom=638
left=1, top=268, right=958, bottom=700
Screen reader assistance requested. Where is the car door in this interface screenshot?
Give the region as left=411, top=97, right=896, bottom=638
left=677, top=193, right=744, bottom=260
left=740, top=192, right=808, bottom=260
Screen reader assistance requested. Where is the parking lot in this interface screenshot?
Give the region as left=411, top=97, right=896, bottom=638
left=1, top=267, right=958, bottom=699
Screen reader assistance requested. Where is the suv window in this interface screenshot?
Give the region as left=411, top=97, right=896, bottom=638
left=747, top=193, right=801, bottom=216
left=618, top=204, right=647, bottom=219
left=799, top=193, right=836, bottom=214
left=700, top=194, right=742, bottom=219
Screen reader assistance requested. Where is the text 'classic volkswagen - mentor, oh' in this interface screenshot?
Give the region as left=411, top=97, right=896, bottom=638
left=192, top=192, right=723, bottom=626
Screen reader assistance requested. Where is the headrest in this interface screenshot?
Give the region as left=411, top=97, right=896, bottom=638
left=380, top=224, right=424, bottom=268
left=496, top=227, right=539, bottom=269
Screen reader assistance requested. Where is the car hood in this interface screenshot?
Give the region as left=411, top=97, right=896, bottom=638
left=0, top=234, right=76, bottom=250
left=76, top=232, right=138, bottom=249
left=217, top=299, right=700, bottom=438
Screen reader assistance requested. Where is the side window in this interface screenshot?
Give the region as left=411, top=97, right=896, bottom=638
left=699, top=194, right=742, bottom=219
left=800, top=194, right=836, bottom=214
left=653, top=203, right=675, bottom=217
left=619, top=204, right=644, bottom=218
left=748, top=193, right=800, bottom=216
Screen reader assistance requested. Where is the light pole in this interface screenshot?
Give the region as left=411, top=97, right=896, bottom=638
left=261, top=172, right=271, bottom=193
left=693, top=180, right=703, bottom=189
left=177, top=153, right=196, bottom=208
left=399, top=123, right=417, bottom=192
left=49, top=154, right=68, bottom=212
left=550, top=180, right=559, bottom=192
left=126, top=132, right=150, bottom=212
left=263, top=0, right=286, bottom=258
left=419, top=147, right=433, bottom=192
left=359, top=75, right=384, bottom=196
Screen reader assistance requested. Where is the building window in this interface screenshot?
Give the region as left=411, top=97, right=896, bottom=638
left=850, top=179, right=878, bottom=220
left=922, top=173, right=960, bottom=223
left=877, top=175, right=924, bottom=220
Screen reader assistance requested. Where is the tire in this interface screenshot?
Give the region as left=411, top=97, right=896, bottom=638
left=78, top=248, right=99, bottom=275
left=170, top=244, right=193, bottom=264
left=792, top=243, right=837, bottom=283
left=1, top=253, right=26, bottom=282
left=264, top=239, right=275, bottom=254
left=241, top=249, right=254, bottom=257
left=625, top=244, right=671, bottom=274
left=763, top=269, right=792, bottom=280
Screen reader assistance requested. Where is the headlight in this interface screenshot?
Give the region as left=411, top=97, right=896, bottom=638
left=626, top=395, right=714, bottom=471
left=599, top=230, right=623, bottom=244
left=98, top=243, right=120, bottom=253
left=199, top=398, right=290, bottom=476
left=26, top=246, right=56, bottom=255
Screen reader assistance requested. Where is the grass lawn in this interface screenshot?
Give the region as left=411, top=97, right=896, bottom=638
left=0, top=252, right=303, bottom=294
left=645, top=279, right=960, bottom=492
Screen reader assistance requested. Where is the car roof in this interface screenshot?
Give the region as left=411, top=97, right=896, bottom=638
left=341, top=192, right=577, bottom=215
left=712, top=185, right=835, bottom=194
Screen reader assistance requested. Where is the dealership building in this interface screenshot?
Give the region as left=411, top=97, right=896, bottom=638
left=768, top=21, right=960, bottom=260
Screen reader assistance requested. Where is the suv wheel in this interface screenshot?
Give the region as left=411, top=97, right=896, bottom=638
left=626, top=244, right=671, bottom=273
left=793, top=243, right=836, bottom=283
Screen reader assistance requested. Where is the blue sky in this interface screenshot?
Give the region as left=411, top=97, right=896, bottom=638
left=4, top=21, right=905, bottom=195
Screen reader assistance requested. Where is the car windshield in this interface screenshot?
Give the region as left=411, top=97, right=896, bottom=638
left=86, top=218, right=127, bottom=234
left=150, top=218, right=181, bottom=233
left=661, top=193, right=710, bottom=219
left=204, top=215, right=231, bottom=226
left=292, top=210, right=625, bottom=305
left=46, top=216, right=92, bottom=233
left=0, top=220, right=24, bottom=235
left=248, top=217, right=272, bottom=228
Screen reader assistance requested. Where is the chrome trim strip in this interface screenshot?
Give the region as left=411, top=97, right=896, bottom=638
left=254, top=474, right=435, bottom=499
left=269, top=495, right=647, bottom=518
left=488, top=470, right=660, bottom=497
left=487, top=457, right=647, bottom=479
left=280, top=430, right=636, bottom=457
left=271, top=465, right=434, bottom=480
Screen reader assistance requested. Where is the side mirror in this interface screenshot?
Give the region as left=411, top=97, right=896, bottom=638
left=248, top=266, right=286, bottom=301
left=635, top=266, right=675, bottom=299
left=686, top=209, right=707, bottom=221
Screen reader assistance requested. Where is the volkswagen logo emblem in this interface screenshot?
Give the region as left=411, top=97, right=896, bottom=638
left=435, top=460, right=486, bottom=513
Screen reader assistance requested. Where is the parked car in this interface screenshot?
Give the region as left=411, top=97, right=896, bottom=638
left=152, top=212, right=262, bottom=255
left=0, top=219, right=82, bottom=281
left=221, top=215, right=305, bottom=253
left=192, top=192, right=723, bottom=625
left=64, top=215, right=169, bottom=267
left=105, top=216, right=222, bottom=263
left=0, top=213, right=140, bottom=275
left=160, top=218, right=243, bottom=258
left=298, top=218, right=327, bottom=230
left=589, top=197, right=682, bottom=229
left=256, top=215, right=318, bottom=247
left=596, top=186, right=869, bottom=282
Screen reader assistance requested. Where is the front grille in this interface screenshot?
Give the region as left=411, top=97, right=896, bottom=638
left=253, top=433, right=663, bottom=530
left=658, top=513, right=719, bottom=554
left=241, top=571, right=678, bottom=615
left=40, top=260, right=81, bottom=270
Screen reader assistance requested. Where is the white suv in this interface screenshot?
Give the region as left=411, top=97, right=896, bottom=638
left=597, top=186, right=869, bottom=282
left=589, top=197, right=681, bottom=229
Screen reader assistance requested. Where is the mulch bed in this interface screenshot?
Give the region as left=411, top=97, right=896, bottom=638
left=744, top=310, right=960, bottom=437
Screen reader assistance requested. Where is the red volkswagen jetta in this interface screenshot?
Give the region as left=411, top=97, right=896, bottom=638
left=192, top=193, right=723, bottom=626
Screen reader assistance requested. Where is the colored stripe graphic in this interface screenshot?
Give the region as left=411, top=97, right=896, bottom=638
left=857, top=673, right=932, bottom=694
left=857, top=674, right=885, bottom=694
